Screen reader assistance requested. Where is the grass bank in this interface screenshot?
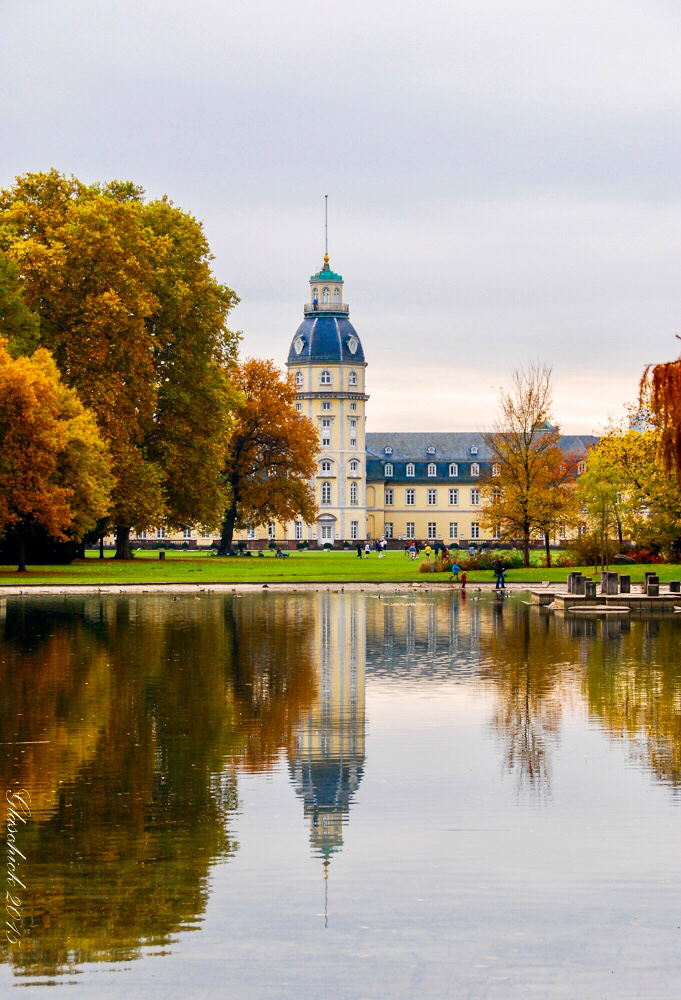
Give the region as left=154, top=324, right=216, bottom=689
left=0, top=550, right=679, bottom=587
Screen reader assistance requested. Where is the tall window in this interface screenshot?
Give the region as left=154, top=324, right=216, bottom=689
left=350, top=481, right=358, bottom=505
left=183, top=527, right=191, bottom=539
left=448, top=488, right=459, bottom=506
left=385, top=522, right=393, bottom=538
left=449, top=522, right=458, bottom=540
left=385, top=463, right=393, bottom=477
left=348, top=370, right=358, bottom=387
left=406, top=522, right=415, bottom=540
left=428, top=522, right=436, bottom=539
left=321, top=459, right=332, bottom=474
left=471, top=488, right=480, bottom=505
left=321, top=482, right=331, bottom=505
left=449, top=463, right=458, bottom=477
left=247, top=527, right=255, bottom=540
left=322, top=418, right=331, bottom=447
left=322, top=400, right=331, bottom=410
left=295, top=370, right=304, bottom=387
left=471, top=522, right=480, bottom=539
left=268, top=523, right=276, bottom=539
left=156, top=527, right=165, bottom=539
left=295, top=521, right=303, bottom=540
left=427, top=463, right=437, bottom=477
left=320, top=524, right=332, bottom=540
left=492, top=524, right=501, bottom=540
left=428, top=488, right=437, bottom=505
left=406, top=463, right=415, bottom=477
left=405, top=488, right=415, bottom=505
left=334, top=288, right=340, bottom=304
left=202, top=530, right=210, bottom=539
left=295, top=402, right=302, bottom=411
left=492, top=463, right=500, bottom=476
left=138, top=530, right=147, bottom=540
left=320, top=369, right=331, bottom=385
left=350, top=460, right=359, bottom=474
left=385, top=488, right=394, bottom=506
left=350, top=401, right=357, bottom=411
left=322, top=287, right=330, bottom=304
left=578, top=461, right=586, bottom=474
left=471, top=463, right=480, bottom=477
left=350, top=520, right=358, bottom=539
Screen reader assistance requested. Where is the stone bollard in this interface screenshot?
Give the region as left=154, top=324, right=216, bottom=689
left=646, top=575, right=659, bottom=596
left=600, top=572, right=619, bottom=595
left=585, top=580, right=597, bottom=598
left=644, top=571, right=656, bottom=586
left=159, top=551, right=166, bottom=561
left=574, top=576, right=587, bottom=595
left=568, top=572, right=582, bottom=594
left=669, top=581, right=681, bottom=594
left=619, top=575, right=631, bottom=594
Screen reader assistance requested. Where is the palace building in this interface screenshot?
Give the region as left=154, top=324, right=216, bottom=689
left=132, top=252, right=597, bottom=548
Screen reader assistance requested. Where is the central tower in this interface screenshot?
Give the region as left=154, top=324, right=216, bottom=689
left=286, top=252, right=368, bottom=543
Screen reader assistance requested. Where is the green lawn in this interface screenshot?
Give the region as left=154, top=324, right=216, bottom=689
left=0, top=549, right=679, bottom=587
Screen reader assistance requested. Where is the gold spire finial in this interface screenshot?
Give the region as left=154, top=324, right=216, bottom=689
left=323, top=251, right=330, bottom=271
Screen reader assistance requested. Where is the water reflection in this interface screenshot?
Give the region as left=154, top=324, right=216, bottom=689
left=1, top=591, right=680, bottom=987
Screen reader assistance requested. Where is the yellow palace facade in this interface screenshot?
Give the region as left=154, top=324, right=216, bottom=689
left=129, top=253, right=595, bottom=548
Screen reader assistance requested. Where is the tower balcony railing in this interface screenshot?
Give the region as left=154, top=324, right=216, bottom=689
left=304, top=302, right=350, bottom=316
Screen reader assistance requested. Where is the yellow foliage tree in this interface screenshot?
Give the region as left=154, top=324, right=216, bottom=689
left=0, top=340, right=113, bottom=571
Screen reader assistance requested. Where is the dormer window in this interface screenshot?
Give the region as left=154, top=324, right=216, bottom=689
left=322, top=287, right=330, bottom=304
left=471, top=463, right=480, bottom=477
left=294, top=370, right=304, bottom=387
left=320, top=369, right=331, bottom=385
left=470, top=445, right=479, bottom=455
left=427, top=446, right=435, bottom=455
left=384, top=463, right=393, bottom=477
left=348, top=370, right=358, bottom=387
left=406, top=463, right=415, bottom=477
left=427, top=463, right=437, bottom=476
left=384, top=446, right=393, bottom=455
left=449, top=463, right=458, bottom=477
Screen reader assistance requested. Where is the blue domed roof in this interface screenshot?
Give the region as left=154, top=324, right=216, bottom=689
left=287, top=315, right=366, bottom=365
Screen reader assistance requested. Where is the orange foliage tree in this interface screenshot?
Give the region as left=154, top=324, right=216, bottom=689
left=219, top=359, right=318, bottom=553
left=642, top=349, right=681, bottom=487
left=0, top=341, right=113, bottom=571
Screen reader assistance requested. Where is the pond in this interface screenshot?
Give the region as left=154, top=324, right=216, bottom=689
left=0, top=591, right=680, bottom=998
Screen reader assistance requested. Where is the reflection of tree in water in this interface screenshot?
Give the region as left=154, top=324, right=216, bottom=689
left=0, top=594, right=316, bottom=979
left=479, top=602, right=575, bottom=801
left=583, top=618, right=681, bottom=787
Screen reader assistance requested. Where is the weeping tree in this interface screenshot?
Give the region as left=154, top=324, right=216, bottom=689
left=642, top=348, right=681, bottom=487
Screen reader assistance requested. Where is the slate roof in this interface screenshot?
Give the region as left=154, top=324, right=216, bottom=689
left=287, top=315, right=366, bottom=365
left=366, top=432, right=598, bottom=461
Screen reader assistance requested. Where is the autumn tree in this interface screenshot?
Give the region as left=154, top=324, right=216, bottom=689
left=641, top=347, right=681, bottom=485
left=219, top=359, right=318, bottom=553
left=0, top=340, right=113, bottom=572
left=0, top=171, right=240, bottom=558
left=481, top=365, right=576, bottom=567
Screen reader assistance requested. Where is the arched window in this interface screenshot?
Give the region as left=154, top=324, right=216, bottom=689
left=427, top=463, right=437, bottom=477
left=492, top=463, right=500, bottom=477
left=321, top=460, right=332, bottom=474
left=334, top=287, right=340, bottom=303
left=350, top=481, right=358, bottom=505
left=313, top=288, right=318, bottom=303
left=295, top=371, right=305, bottom=389
left=349, top=460, right=359, bottom=474
left=449, top=463, right=458, bottom=477
left=471, top=463, right=480, bottom=477
left=321, top=482, right=331, bottom=505
left=348, top=370, right=358, bottom=387
left=320, top=370, right=331, bottom=385
left=322, top=287, right=330, bottom=304
left=406, top=463, right=415, bottom=477
left=384, top=463, right=393, bottom=477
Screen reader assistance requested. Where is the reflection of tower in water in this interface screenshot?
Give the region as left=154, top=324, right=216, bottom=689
left=288, top=593, right=366, bottom=884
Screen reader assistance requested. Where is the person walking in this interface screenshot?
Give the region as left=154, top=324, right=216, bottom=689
left=450, top=562, right=460, bottom=582
left=424, top=543, right=432, bottom=562
left=461, top=571, right=467, bottom=591
left=409, top=541, right=416, bottom=560
left=364, top=541, right=371, bottom=558
left=356, top=542, right=363, bottom=558
left=494, top=558, right=506, bottom=590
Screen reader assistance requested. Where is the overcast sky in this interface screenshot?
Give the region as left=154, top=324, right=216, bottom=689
left=3, top=0, right=680, bottom=433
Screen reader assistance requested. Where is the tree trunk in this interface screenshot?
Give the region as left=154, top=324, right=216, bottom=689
left=544, top=530, right=551, bottom=568
left=114, top=524, right=132, bottom=560
left=99, top=534, right=104, bottom=559
left=219, top=506, right=237, bottom=555
left=77, top=540, right=86, bottom=560
left=17, top=530, right=26, bottom=573
left=523, top=526, right=530, bottom=568
left=616, top=516, right=623, bottom=547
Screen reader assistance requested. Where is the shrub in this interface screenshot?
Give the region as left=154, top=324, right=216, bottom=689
left=182, top=541, right=189, bottom=549
left=323, top=542, right=333, bottom=550
left=296, top=541, right=308, bottom=550
left=268, top=541, right=277, bottom=550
